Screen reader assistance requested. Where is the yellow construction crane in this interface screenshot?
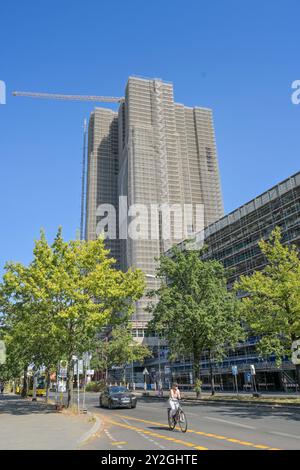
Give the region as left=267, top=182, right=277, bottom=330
left=12, top=90, right=124, bottom=103
left=12, top=89, right=124, bottom=240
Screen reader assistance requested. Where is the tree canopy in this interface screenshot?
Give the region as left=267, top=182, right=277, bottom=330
left=235, top=227, right=300, bottom=384
left=148, top=245, right=244, bottom=393
left=0, top=228, right=145, bottom=404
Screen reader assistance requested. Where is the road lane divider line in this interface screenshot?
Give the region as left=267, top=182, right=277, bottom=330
left=203, top=416, right=256, bottom=430
left=270, top=431, right=300, bottom=440
left=107, top=419, right=208, bottom=450
left=115, top=414, right=281, bottom=451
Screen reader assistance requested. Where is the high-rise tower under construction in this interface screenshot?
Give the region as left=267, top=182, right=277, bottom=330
left=85, top=76, right=223, bottom=338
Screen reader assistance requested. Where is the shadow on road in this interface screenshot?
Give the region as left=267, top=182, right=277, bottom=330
left=213, top=403, right=300, bottom=422
left=136, top=395, right=300, bottom=422
left=0, top=394, right=56, bottom=416
left=148, top=425, right=175, bottom=432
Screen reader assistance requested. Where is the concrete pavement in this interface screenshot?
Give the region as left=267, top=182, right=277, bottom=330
left=0, top=394, right=96, bottom=450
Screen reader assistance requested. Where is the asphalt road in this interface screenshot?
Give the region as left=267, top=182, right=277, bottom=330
left=80, top=392, right=300, bottom=451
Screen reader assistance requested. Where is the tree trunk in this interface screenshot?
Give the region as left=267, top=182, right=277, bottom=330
left=193, top=351, right=201, bottom=398
left=209, top=354, right=215, bottom=396
left=296, top=364, right=300, bottom=390
left=21, top=365, right=28, bottom=398
left=32, top=369, right=37, bottom=401
left=67, top=357, right=74, bottom=408
left=45, top=369, right=50, bottom=403
left=105, top=358, right=108, bottom=385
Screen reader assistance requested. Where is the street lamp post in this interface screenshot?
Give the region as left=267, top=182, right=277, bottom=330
left=72, top=355, right=80, bottom=413
left=131, top=360, right=134, bottom=390
left=157, top=334, right=163, bottom=396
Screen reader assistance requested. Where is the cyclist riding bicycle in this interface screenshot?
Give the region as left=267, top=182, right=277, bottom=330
left=169, top=382, right=181, bottom=418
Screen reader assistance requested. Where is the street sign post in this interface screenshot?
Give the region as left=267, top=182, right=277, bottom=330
left=250, top=365, right=259, bottom=395
left=231, top=366, right=238, bottom=395
left=143, top=368, right=149, bottom=391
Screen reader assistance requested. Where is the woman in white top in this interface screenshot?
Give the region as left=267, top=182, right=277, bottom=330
left=169, top=383, right=181, bottom=418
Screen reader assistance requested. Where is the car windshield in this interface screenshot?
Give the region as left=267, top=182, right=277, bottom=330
left=109, top=387, right=128, bottom=394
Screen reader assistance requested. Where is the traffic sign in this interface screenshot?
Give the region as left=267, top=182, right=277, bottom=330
left=245, top=372, right=252, bottom=383
left=143, top=368, right=149, bottom=375
left=86, top=370, right=94, bottom=376
left=78, top=360, right=83, bottom=374
left=59, top=368, right=67, bottom=378
left=291, top=340, right=300, bottom=365
left=73, top=360, right=83, bottom=375
left=250, top=364, right=256, bottom=375
left=58, top=381, right=66, bottom=393
left=231, top=365, right=238, bottom=376
left=60, top=359, right=68, bottom=369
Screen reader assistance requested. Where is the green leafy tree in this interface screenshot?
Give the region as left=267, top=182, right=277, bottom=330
left=103, top=326, right=151, bottom=384
left=148, top=246, right=244, bottom=395
left=235, top=227, right=300, bottom=386
left=0, top=269, right=55, bottom=397
left=0, top=228, right=145, bottom=406
left=90, top=337, right=111, bottom=382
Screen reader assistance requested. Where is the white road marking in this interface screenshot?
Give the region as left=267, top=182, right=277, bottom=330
left=136, top=403, right=166, bottom=412
left=203, top=416, right=256, bottom=430
left=121, top=417, right=166, bottom=450
left=104, top=428, right=123, bottom=449
left=269, top=431, right=300, bottom=440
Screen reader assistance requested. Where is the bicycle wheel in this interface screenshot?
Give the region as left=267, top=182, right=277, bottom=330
left=168, top=408, right=176, bottom=430
left=178, top=410, right=187, bottom=433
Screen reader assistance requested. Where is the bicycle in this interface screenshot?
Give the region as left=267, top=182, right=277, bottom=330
left=167, top=399, right=187, bottom=433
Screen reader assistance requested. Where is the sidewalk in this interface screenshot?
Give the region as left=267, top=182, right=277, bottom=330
left=0, top=394, right=95, bottom=450
left=134, top=389, right=300, bottom=406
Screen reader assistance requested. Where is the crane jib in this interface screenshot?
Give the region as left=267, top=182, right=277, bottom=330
left=12, top=91, right=124, bottom=103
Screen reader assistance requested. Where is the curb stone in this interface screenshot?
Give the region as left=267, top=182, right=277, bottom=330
left=76, top=412, right=102, bottom=447
left=182, top=398, right=300, bottom=410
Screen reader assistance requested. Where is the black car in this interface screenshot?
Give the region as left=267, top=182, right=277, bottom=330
left=99, top=386, right=137, bottom=409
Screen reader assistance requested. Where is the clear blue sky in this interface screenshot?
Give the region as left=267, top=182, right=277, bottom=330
left=0, top=0, right=299, bottom=271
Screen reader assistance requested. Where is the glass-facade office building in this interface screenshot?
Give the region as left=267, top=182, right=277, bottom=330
left=138, top=172, right=300, bottom=392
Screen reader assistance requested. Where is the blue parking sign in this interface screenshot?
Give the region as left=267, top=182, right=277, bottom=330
left=231, top=366, right=238, bottom=376
left=244, top=372, right=252, bottom=383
